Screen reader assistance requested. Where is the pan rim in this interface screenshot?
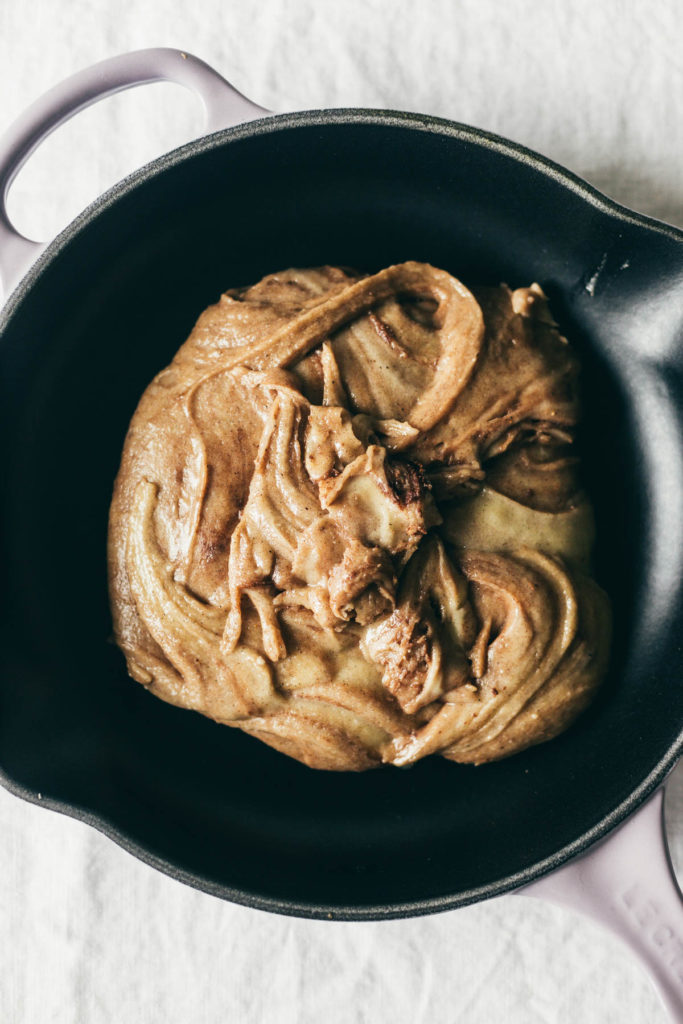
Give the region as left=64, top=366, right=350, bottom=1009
left=0, top=751, right=677, bottom=919
left=2, top=105, right=682, bottom=328
left=1, top=106, right=682, bottom=917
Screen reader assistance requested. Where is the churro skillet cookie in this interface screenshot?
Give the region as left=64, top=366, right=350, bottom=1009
left=108, top=262, right=610, bottom=771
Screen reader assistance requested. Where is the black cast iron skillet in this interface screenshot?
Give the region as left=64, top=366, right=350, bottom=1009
left=1, top=49, right=683, bottom=1016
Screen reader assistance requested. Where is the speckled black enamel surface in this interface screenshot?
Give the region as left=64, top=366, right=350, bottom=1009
left=1, top=110, right=682, bottom=918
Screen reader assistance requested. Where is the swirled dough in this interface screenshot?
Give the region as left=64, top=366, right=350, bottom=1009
left=108, top=262, right=610, bottom=770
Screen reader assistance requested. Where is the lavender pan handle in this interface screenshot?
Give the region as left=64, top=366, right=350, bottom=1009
left=520, top=787, right=683, bottom=1021
left=0, top=47, right=269, bottom=297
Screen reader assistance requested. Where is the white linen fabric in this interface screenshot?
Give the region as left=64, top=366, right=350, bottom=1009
left=0, top=1, right=681, bottom=1021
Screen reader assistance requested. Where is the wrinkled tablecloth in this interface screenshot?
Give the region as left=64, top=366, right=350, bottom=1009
left=1, top=2, right=681, bottom=1021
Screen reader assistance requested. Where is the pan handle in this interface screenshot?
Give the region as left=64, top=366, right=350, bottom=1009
left=519, top=786, right=683, bottom=1021
left=0, top=47, right=269, bottom=297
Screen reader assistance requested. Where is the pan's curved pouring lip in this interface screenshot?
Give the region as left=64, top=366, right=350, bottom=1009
left=0, top=80, right=682, bottom=923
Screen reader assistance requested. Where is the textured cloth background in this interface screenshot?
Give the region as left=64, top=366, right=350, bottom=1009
left=1, top=2, right=682, bottom=1021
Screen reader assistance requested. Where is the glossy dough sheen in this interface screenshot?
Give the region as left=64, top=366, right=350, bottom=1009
left=108, top=262, right=611, bottom=770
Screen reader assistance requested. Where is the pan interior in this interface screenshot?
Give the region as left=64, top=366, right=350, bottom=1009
left=1, top=116, right=682, bottom=915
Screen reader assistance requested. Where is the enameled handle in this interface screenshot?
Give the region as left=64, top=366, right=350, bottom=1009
left=520, top=787, right=683, bottom=1021
left=0, top=47, right=268, bottom=297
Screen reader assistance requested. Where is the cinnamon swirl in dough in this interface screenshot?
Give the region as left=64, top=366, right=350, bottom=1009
left=108, top=262, right=610, bottom=770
